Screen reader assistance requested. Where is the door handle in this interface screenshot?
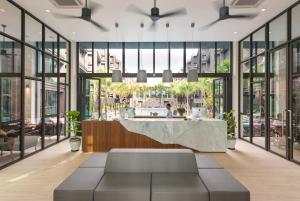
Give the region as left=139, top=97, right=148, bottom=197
left=288, top=110, right=292, bottom=140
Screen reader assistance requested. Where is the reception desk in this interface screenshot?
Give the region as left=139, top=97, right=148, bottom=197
left=82, top=118, right=227, bottom=153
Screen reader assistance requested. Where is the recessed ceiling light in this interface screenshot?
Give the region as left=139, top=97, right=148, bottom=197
left=45, top=9, right=51, bottom=13
left=233, top=31, right=238, bottom=35
left=72, top=31, right=76, bottom=35
left=0, top=8, right=5, bottom=13
left=261, top=8, right=267, bottom=12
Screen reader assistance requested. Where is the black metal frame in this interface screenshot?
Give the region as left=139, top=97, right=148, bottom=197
left=238, top=0, right=300, bottom=164
left=0, top=0, right=71, bottom=169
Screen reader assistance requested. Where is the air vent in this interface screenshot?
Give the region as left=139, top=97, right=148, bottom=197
left=49, top=0, right=83, bottom=8
left=231, top=0, right=264, bottom=8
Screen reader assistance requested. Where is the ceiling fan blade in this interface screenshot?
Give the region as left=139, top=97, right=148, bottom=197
left=228, top=13, right=258, bottom=19
left=90, top=19, right=109, bottom=32
left=148, top=22, right=157, bottom=31
left=199, top=19, right=220, bottom=31
left=52, top=13, right=80, bottom=19
left=89, top=1, right=103, bottom=13
left=160, top=8, right=187, bottom=18
left=126, top=4, right=150, bottom=17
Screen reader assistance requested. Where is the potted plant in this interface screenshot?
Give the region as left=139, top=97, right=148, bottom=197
left=224, top=109, right=237, bottom=150
left=65, top=111, right=82, bottom=152
left=177, top=107, right=186, bottom=116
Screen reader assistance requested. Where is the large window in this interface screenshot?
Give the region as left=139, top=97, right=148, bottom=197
left=155, top=42, right=169, bottom=73
left=0, top=0, right=70, bottom=169
left=217, top=42, right=230, bottom=73
left=201, top=42, right=215, bottom=73
left=109, top=42, right=123, bottom=73
left=140, top=42, right=153, bottom=74
left=292, top=4, right=300, bottom=39
left=269, top=14, right=287, bottom=49
left=170, top=42, right=184, bottom=73
left=94, top=42, right=107, bottom=73
left=186, top=42, right=200, bottom=73
left=125, top=42, right=138, bottom=73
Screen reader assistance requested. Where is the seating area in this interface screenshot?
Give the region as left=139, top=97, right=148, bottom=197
left=55, top=149, right=249, bottom=201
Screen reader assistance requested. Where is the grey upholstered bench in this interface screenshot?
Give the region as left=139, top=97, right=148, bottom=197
left=54, top=168, right=104, bottom=201
left=54, top=149, right=250, bottom=201
left=196, top=154, right=223, bottom=169
left=199, top=169, right=250, bottom=201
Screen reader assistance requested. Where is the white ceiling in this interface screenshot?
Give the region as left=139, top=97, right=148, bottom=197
left=6, top=0, right=299, bottom=41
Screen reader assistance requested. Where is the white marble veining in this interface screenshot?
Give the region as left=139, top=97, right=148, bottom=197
left=120, top=118, right=227, bottom=152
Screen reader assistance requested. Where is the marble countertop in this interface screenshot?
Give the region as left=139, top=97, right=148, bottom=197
left=120, top=118, right=227, bottom=152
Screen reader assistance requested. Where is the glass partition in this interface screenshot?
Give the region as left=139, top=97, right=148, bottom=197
left=241, top=37, right=251, bottom=61
left=252, top=27, right=266, bottom=56
left=292, top=4, right=300, bottom=39
left=0, top=0, right=21, bottom=39
left=25, top=14, right=42, bottom=48
left=269, top=14, right=287, bottom=49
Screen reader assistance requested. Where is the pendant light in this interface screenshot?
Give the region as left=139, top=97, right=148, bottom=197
left=163, top=23, right=173, bottom=83
left=112, top=22, right=123, bottom=83
left=137, top=22, right=147, bottom=83
left=187, top=22, right=198, bottom=82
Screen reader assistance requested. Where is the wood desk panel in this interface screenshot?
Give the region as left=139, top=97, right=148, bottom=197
left=82, top=120, right=188, bottom=152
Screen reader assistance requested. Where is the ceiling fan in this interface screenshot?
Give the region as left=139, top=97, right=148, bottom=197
left=200, top=0, right=257, bottom=31
left=127, top=0, right=187, bottom=30
left=52, top=0, right=109, bottom=32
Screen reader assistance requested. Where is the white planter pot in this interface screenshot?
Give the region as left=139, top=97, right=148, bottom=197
left=227, top=138, right=236, bottom=150
left=69, top=137, right=81, bottom=152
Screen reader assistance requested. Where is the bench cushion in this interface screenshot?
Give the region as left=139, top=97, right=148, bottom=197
left=152, top=173, right=209, bottom=201
left=54, top=168, right=104, bottom=201
left=105, top=149, right=198, bottom=173
left=196, top=154, right=223, bottom=169
left=94, top=173, right=151, bottom=201
left=198, top=169, right=250, bottom=201
left=80, top=153, right=107, bottom=168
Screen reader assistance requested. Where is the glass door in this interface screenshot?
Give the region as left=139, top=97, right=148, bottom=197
left=269, top=48, right=288, bottom=157
left=213, top=78, right=224, bottom=118
left=82, top=78, right=100, bottom=120
left=291, top=41, right=300, bottom=163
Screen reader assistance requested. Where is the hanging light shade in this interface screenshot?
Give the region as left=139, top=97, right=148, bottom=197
left=137, top=69, right=147, bottom=83
left=112, top=70, right=123, bottom=83
left=187, top=69, right=199, bottom=82
left=162, top=69, right=173, bottom=83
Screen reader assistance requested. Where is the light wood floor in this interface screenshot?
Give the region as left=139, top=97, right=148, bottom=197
left=0, top=139, right=300, bottom=201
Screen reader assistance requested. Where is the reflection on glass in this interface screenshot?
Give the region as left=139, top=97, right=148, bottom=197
left=292, top=4, right=300, bottom=39
left=186, top=42, right=200, bottom=73
left=241, top=37, right=250, bottom=61
left=25, top=46, right=42, bottom=77
left=170, top=42, right=184, bottom=73
left=24, top=80, right=42, bottom=155
left=59, top=37, right=69, bottom=61
left=0, top=77, right=21, bottom=166
left=269, top=48, right=287, bottom=156
left=84, top=79, right=100, bottom=120
left=140, top=42, right=153, bottom=74
left=217, top=42, right=230, bottom=73
left=252, top=27, right=266, bottom=56
left=59, top=84, right=67, bottom=140
left=292, top=42, right=300, bottom=162
left=25, top=14, right=42, bottom=48
left=125, top=42, right=138, bottom=73
left=0, top=0, right=21, bottom=39
left=269, top=14, right=287, bottom=49
left=109, top=42, right=123, bottom=73
left=241, top=61, right=250, bottom=140
left=0, top=38, right=21, bottom=73
left=79, top=42, right=93, bottom=73
left=155, top=42, right=169, bottom=73
left=201, top=42, right=215, bottom=73
left=94, top=42, right=107, bottom=73
left=252, top=56, right=266, bottom=147
left=45, top=27, right=58, bottom=56
left=213, top=79, right=224, bottom=118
